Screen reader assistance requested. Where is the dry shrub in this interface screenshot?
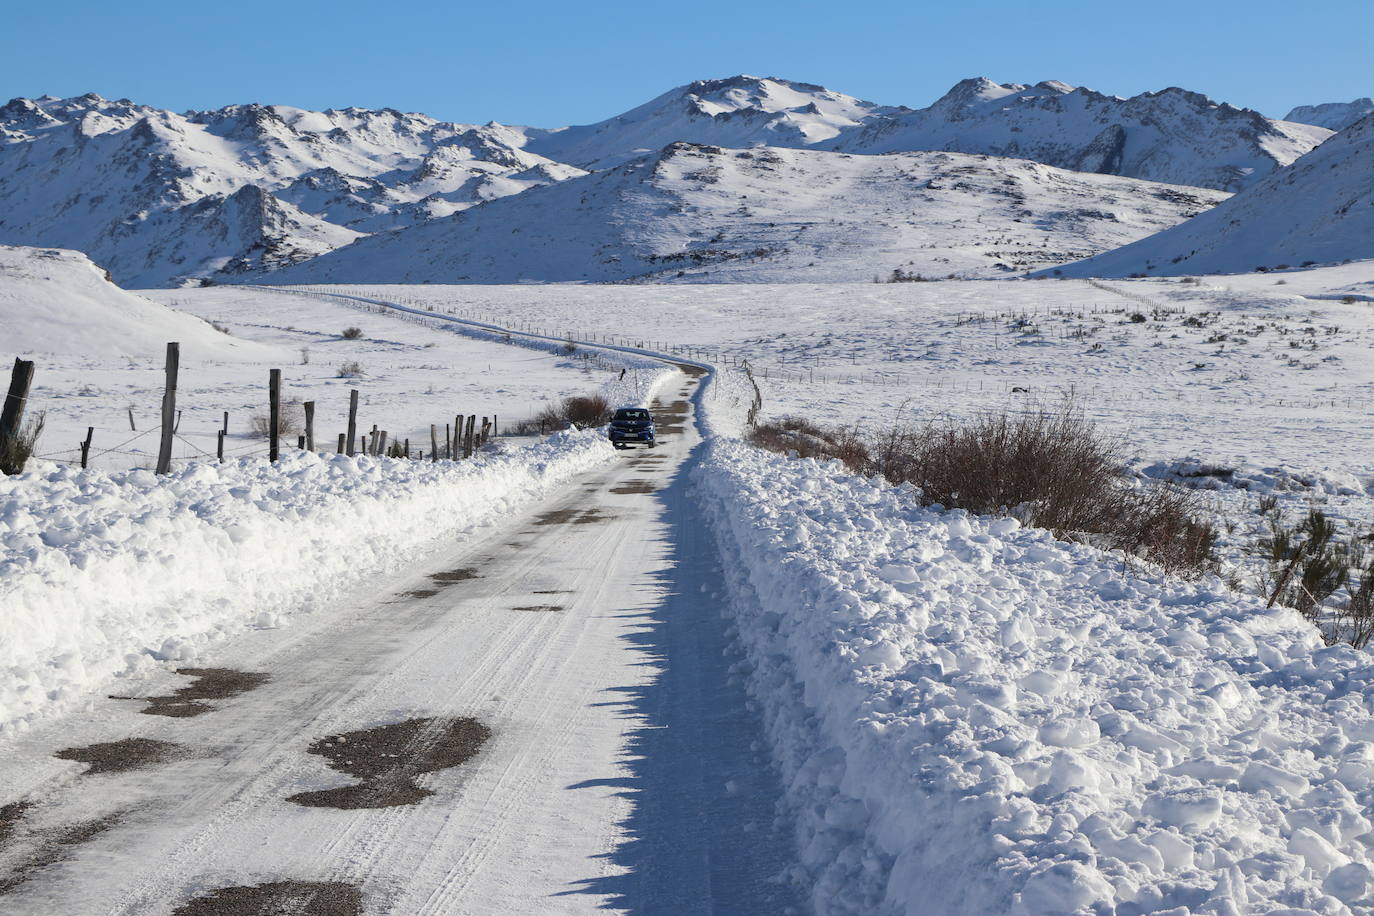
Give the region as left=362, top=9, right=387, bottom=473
left=341, top=327, right=364, bottom=340
left=750, top=400, right=1215, bottom=576
left=251, top=400, right=302, bottom=438
left=747, top=417, right=868, bottom=472
left=534, top=394, right=611, bottom=430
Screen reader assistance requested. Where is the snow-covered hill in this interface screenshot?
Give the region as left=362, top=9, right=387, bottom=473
left=1046, top=112, right=1374, bottom=278
left=519, top=75, right=903, bottom=170
left=264, top=143, right=1225, bottom=284
left=1285, top=98, right=1374, bottom=132
left=829, top=78, right=1331, bottom=191
left=0, top=245, right=278, bottom=360
left=0, top=78, right=1329, bottom=286
left=0, top=96, right=582, bottom=287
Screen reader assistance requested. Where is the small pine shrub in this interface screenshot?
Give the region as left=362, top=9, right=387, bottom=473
left=341, top=327, right=364, bottom=340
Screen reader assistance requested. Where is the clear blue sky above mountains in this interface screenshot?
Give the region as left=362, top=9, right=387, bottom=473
left=6, top=0, right=1369, bottom=125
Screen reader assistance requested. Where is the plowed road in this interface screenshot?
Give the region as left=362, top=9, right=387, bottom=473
left=0, top=368, right=802, bottom=915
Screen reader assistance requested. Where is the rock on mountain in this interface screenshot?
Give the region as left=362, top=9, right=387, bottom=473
left=1043, top=112, right=1374, bottom=278
left=0, top=95, right=583, bottom=286
left=1284, top=98, right=1374, bottom=132
left=519, top=75, right=902, bottom=170
left=0, top=244, right=280, bottom=360
left=262, top=142, right=1226, bottom=285
left=828, top=78, right=1332, bottom=192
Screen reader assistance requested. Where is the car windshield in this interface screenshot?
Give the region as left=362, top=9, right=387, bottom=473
left=614, top=409, right=650, bottom=422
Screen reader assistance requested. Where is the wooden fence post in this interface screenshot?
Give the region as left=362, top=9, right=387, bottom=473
left=337, top=433, right=346, bottom=454
left=304, top=401, right=315, bottom=451
left=217, top=429, right=225, bottom=462
left=222, top=411, right=229, bottom=435
left=377, top=431, right=388, bottom=457
left=128, top=408, right=136, bottom=431
left=464, top=414, right=476, bottom=458
left=346, top=389, right=359, bottom=457
left=430, top=424, right=438, bottom=462
left=453, top=416, right=461, bottom=457
left=156, top=342, right=179, bottom=475
left=80, top=427, right=94, bottom=469
left=445, top=422, right=451, bottom=459
left=0, top=358, right=36, bottom=475
left=297, top=435, right=306, bottom=450
left=269, top=368, right=281, bottom=463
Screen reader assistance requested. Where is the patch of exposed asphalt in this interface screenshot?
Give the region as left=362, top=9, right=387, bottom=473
left=400, top=588, right=440, bottom=599
left=572, top=509, right=611, bottom=525
left=172, top=880, right=363, bottom=916
left=513, top=606, right=564, bottom=613
left=0, top=802, right=31, bottom=849
left=116, top=668, right=270, bottom=718
left=430, top=567, right=479, bottom=583
left=532, top=589, right=571, bottom=595
left=532, top=507, right=579, bottom=526
left=55, top=738, right=183, bottom=775
left=0, top=812, right=122, bottom=895
left=288, top=717, right=491, bottom=810
left=609, top=480, right=656, bottom=495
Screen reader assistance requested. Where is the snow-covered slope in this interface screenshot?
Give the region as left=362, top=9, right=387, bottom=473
left=519, top=75, right=902, bottom=170
left=830, top=78, right=1332, bottom=192
left=1047, top=112, right=1374, bottom=277
left=264, top=143, right=1225, bottom=284
left=1285, top=98, right=1374, bottom=132
left=0, top=245, right=277, bottom=360
left=0, top=96, right=582, bottom=286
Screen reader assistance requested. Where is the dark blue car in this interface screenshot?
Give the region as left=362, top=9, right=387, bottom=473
left=608, top=407, right=655, bottom=449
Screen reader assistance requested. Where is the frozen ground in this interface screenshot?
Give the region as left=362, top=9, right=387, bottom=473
left=278, top=276, right=1374, bottom=477
left=5, top=263, right=1374, bottom=914
left=17, top=279, right=663, bottom=473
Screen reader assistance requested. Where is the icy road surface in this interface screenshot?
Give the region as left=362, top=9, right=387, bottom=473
left=0, top=367, right=802, bottom=915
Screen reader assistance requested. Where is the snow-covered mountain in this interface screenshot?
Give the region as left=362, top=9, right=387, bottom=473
left=1045, top=112, right=1374, bottom=277
left=0, top=95, right=583, bottom=286
left=1284, top=98, right=1374, bottom=132
left=518, top=75, right=903, bottom=170
left=0, top=78, right=1329, bottom=286
left=0, top=244, right=279, bottom=360
left=828, top=78, right=1331, bottom=191
left=264, top=143, right=1225, bottom=285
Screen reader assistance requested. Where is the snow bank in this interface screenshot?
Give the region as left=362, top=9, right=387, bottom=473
left=0, top=245, right=280, bottom=361
left=694, top=438, right=1374, bottom=914
left=0, top=431, right=615, bottom=737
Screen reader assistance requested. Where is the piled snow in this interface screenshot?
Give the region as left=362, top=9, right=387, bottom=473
left=0, top=430, right=618, bottom=736
left=694, top=439, right=1374, bottom=914
left=265, top=143, right=1224, bottom=284
left=1285, top=99, right=1374, bottom=133
left=1049, top=112, right=1374, bottom=277
left=0, top=245, right=279, bottom=361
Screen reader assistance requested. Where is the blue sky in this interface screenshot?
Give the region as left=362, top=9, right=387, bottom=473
left=4, top=0, right=1369, bottom=125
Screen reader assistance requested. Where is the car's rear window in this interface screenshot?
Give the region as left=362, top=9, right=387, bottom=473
left=614, top=409, right=650, bottom=421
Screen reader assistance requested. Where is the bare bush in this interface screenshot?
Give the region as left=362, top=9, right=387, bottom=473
left=749, top=400, right=1216, bottom=576
left=0, top=411, right=45, bottom=475
left=534, top=394, right=611, bottom=430
left=250, top=400, right=302, bottom=439
left=341, top=327, right=364, bottom=340
left=747, top=417, right=868, bottom=472
left=337, top=361, right=365, bottom=379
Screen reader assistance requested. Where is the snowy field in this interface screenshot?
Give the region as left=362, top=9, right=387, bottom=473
left=12, top=277, right=663, bottom=472
left=6, top=256, right=1374, bottom=913
left=259, top=276, right=1374, bottom=592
